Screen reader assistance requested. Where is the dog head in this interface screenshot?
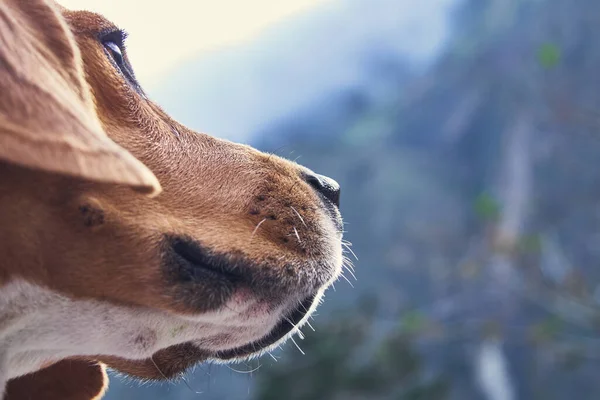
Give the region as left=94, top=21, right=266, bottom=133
left=0, top=0, right=346, bottom=395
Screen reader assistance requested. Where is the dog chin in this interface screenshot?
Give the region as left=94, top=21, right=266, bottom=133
left=195, top=291, right=321, bottom=361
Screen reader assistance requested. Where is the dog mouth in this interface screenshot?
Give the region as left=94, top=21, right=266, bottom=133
left=98, top=294, right=317, bottom=380
left=165, top=235, right=325, bottom=357
left=102, top=236, right=337, bottom=379
left=169, top=236, right=246, bottom=286
left=165, top=235, right=332, bottom=310
left=214, top=294, right=316, bottom=360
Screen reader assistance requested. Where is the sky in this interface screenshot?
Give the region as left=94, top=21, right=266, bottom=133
left=58, top=0, right=331, bottom=85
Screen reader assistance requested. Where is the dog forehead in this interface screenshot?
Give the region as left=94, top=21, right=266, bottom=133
left=59, top=7, right=119, bottom=36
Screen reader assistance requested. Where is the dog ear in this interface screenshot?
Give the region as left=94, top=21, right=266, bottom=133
left=0, top=0, right=161, bottom=196
left=5, top=360, right=108, bottom=400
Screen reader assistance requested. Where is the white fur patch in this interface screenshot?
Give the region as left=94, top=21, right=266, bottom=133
left=0, top=279, right=326, bottom=387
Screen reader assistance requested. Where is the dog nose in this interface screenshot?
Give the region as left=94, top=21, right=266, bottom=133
left=304, top=172, right=340, bottom=207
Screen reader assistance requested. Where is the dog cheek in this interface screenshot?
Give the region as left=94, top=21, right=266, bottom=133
left=73, top=195, right=109, bottom=230
left=78, top=203, right=104, bottom=228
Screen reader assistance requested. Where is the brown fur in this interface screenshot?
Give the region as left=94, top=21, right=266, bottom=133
left=0, top=0, right=343, bottom=399
left=0, top=0, right=160, bottom=195
left=5, top=361, right=108, bottom=400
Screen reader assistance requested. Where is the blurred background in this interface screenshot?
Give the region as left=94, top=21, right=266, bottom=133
left=63, top=0, right=600, bottom=398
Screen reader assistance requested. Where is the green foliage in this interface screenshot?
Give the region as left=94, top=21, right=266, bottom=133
left=518, top=234, right=542, bottom=254
left=253, top=308, right=448, bottom=400
left=529, top=317, right=564, bottom=344
left=401, top=380, right=450, bottom=400
left=537, top=43, right=561, bottom=69
left=400, top=311, right=427, bottom=336
left=474, top=192, right=501, bottom=221
left=559, top=347, right=585, bottom=371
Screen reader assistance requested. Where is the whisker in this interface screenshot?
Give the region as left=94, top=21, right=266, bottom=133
left=341, top=239, right=355, bottom=248
left=226, top=363, right=262, bottom=374
left=291, top=305, right=317, bottom=332
left=250, top=218, right=267, bottom=239
left=268, top=352, right=279, bottom=362
left=343, top=263, right=356, bottom=274
left=342, top=256, right=355, bottom=271
left=197, top=364, right=212, bottom=378
left=298, top=301, right=311, bottom=314
left=343, top=264, right=357, bottom=281
left=341, top=242, right=358, bottom=261
left=340, top=273, right=355, bottom=288
left=267, top=145, right=289, bottom=161
left=290, top=337, right=305, bottom=355
left=290, top=206, right=307, bottom=227
left=287, top=181, right=300, bottom=193
left=297, top=330, right=305, bottom=340
left=150, top=356, right=202, bottom=394
left=179, top=376, right=203, bottom=395
left=149, top=355, right=170, bottom=381
left=284, top=317, right=297, bottom=329
left=292, top=227, right=302, bottom=244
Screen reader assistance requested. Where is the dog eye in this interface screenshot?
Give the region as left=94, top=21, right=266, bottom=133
left=104, top=41, right=124, bottom=65
left=100, top=29, right=142, bottom=93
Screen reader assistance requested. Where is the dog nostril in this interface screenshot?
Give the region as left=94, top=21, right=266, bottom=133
left=303, top=172, right=340, bottom=207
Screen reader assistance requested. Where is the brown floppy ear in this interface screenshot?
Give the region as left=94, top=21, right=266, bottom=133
left=5, top=360, right=108, bottom=400
left=0, top=0, right=161, bottom=196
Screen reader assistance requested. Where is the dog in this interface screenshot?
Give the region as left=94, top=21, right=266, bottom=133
left=0, top=0, right=345, bottom=398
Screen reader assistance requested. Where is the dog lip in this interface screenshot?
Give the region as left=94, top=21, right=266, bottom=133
left=170, top=237, right=245, bottom=284
left=323, top=202, right=343, bottom=233
left=214, top=294, right=316, bottom=360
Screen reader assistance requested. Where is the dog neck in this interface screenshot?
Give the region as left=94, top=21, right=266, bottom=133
left=0, top=278, right=289, bottom=393
left=0, top=281, right=180, bottom=382
left=0, top=281, right=89, bottom=384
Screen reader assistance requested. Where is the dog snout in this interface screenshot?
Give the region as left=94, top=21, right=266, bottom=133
left=303, top=171, right=340, bottom=208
